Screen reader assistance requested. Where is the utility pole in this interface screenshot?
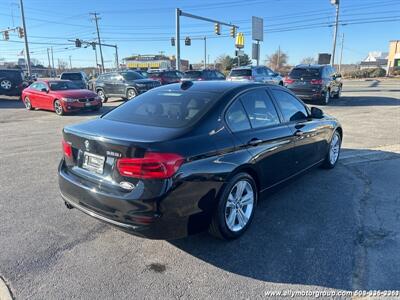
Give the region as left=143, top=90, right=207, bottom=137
left=51, top=47, right=55, bottom=78
left=175, top=8, right=181, bottom=70
left=339, top=33, right=344, bottom=73
left=19, top=0, right=31, bottom=76
left=90, top=13, right=104, bottom=73
left=115, top=45, right=119, bottom=70
left=69, top=55, right=72, bottom=69
left=277, top=46, right=281, bottom=70
left=46, top=48, right=51, bottom=76
left=204, top=36, right=207, bottom=69
left=331, top=0, right=340, bottom=66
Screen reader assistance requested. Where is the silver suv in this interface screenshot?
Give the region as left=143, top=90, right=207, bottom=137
left=227, top=66, right=283, bottom=85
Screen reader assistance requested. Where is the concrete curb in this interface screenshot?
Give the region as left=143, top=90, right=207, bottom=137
left=0, top=277, right=13, bottom=300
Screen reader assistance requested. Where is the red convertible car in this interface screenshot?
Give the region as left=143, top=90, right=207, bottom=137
left=21, top=80, right=102, bottom=116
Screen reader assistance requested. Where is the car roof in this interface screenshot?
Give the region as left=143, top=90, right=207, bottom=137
left=294, top=64, right=326, bottom=69
left=154, top=81, right=272, bottom=94
left=231, top=66, right=264, bottom=70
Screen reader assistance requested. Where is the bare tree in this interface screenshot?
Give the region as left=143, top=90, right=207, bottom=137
left=266, top=49, right=288, bottom=72
left=300, top=56, right=316, bottom=64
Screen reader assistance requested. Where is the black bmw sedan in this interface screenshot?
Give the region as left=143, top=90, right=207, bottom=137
left=58, top=81, right=342, bottom=240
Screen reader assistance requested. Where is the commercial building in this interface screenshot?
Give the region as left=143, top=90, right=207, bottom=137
left=359, top=51, right=388, bottom=71
left=124, top=54, right=189, bottom=71
left=387, top=40, right=400, bottom=75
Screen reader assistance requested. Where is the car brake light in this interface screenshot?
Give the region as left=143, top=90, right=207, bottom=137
left=283, top=76, right=295, bottom=84
left=310, top=79, right=323, bottom=85
left=117, top=152, right=184, bottom=179
left=62, top=139, right=72, bottom=158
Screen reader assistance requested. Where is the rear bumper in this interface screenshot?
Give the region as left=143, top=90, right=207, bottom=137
left=58, top=160, right=192, bottom=239
left=287, top=87, right=324, bottom=100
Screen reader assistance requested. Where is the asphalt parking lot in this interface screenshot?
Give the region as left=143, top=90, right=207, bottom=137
left=0, top=79, right=399, bottom=299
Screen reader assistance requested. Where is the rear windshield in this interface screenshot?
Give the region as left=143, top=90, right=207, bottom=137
left=121, top=72, right=143, bottom=80
left=103, top=89, right=218, bottom=128
left=183, top=71, right=202, bottom=79
left=60, top=73, right=83, bottom=80
left=0, top=70, right=23, bottom=81
left=49, top=81, right=80, bottom=90
left=229, top=69, right=251, bottom=77
left=289, top=68, right=321, bottom=79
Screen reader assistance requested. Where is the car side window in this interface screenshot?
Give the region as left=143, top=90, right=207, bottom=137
left=271, top=89, right=308, bottom=122
left=215, top=71, right=225, bottom=79
left=240, top=89, right=280, bottom=129
left=30, top=82, right=38, bottom=90
left=225, top=100, right=251, bottom=132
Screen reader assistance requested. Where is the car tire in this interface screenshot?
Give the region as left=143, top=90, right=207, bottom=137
left=24, top=96, right=33, bottom=110
left=319, top=89, right=330, bottom=105
left=333, top=86, right=342, bottom=99
left=54, top=99, right=64, bottom=116
left=321, top=130, right=342, bottom=169
left=0, top=79, right=13, bottom=90
left=209, top=172, right=257, bottom=240
left=126, top=88, right=137, bottom=100
left=97, top=89, right=108, bottom=103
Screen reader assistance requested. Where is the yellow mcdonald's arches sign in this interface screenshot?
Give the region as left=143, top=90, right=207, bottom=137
left=235, top=33, right=245, bottom=49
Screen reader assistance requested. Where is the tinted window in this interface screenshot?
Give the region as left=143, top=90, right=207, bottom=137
left=289, top=68, right=321, bottom=79
left=215, top=71, right=225, bottom=79
left=229, top=69, right=251, bottom=77
left=121, top=72, right=143, bottom=80
left=104, top=90, right=217, bottom=128
left=183, top=71, right=202, bottom=79
left=271, top=90, right=308, bottom=122
left=240, top=89, right=280, bottom=128
left=49, top=81, right=80, bottom=90
left=225, top=100, right=251, bottom=132
left=60, top=73, right=83, bottom=81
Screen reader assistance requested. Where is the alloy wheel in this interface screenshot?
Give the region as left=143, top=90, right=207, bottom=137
left=325, top=90, right=330, bottom=104
left=0, top=80, right=12, bottom=90
left=225, top=180, right=254, bottom=232
left=24, top=97, right=32, bottom=110
left=54, top=100, right=63, bottom=115
left=127, top=89, right=137, bottom=99
left=97, top=90, right=106, bottom=102
left=329, top=133, right=341, bottom=165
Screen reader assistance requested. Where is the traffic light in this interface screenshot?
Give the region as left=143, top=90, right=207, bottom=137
left=184, top=37, right=191, bottom=46
left=75, top=38, right=81, bottom=47
left=17, top=27, right=24, bottom=38
left=91, top=42, right=96, bottom=50
left=214, top=23, right=220, bottom=35
left=171, top=37, right=175, bottom=46
left=330, top=0, right=339, bottom=4
left=230, top=26, right=236, bottom=38
left=3, top=31, right=9, bottom=41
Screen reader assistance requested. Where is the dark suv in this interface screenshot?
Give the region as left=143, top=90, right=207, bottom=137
left=148, top=70, right=183, bottom=85
left=94, top=71, right=160, bottom=102
left=284, top=64, right=342, bottom=105
left=60, top=71, right=89, bottom=89
left=182, top=69, right=226, bottom=81
left=0, top=69, right=26, bottom=96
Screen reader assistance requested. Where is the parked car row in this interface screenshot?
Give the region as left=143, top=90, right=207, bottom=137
left=5, top=63, right=343, bottom=116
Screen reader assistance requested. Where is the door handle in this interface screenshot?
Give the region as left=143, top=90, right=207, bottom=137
left=294, top=130, right=304, bottom=136
left=247, top=138, right=263, bottom=146
left=295, top=123, right=305, bottom=130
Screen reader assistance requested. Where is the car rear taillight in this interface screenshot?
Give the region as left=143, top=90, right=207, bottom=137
left=62, top=139, right=72, bottom=158
left=283, top=76, right=295, bottom=84
left=117, top=152, right=184, bottom=179
left=310, top=79, right=323, bottom=85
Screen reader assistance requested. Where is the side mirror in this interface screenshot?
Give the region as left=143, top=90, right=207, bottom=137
left=311, top=107, right=323, bottom=119
left=41, top=88, right=48, bottom=93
